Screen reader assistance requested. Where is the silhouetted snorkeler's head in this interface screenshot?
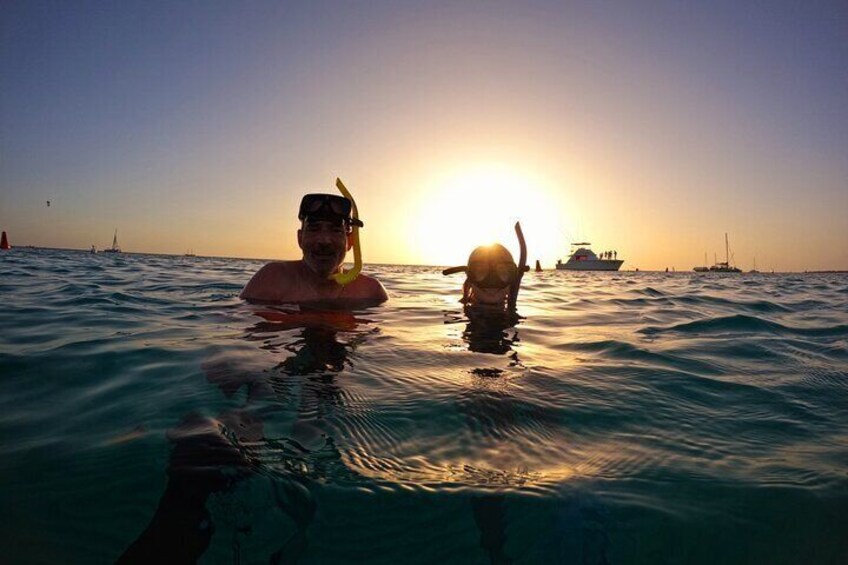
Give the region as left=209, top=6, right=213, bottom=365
left=466, top=244, right=519, bottom=289
left=443, top=244, right=523, bottom=306
left=298, top=193, right=364, bottom=230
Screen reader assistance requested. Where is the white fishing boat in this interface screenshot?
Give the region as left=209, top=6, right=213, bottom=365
left=102, top=229, right=121, bottom=253
left=556, top=242, right=623, bottom=271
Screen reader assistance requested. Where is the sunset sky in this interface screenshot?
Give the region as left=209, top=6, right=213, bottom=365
left=2, top=1, right=846, bottom=271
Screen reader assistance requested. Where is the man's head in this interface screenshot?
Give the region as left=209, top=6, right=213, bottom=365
left=297, top=194, right=361, bottom=278
left=465, top=244, right=518, bottom=306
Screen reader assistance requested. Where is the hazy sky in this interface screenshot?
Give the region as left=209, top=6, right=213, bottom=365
left=2, top=1, right=846, bottom=270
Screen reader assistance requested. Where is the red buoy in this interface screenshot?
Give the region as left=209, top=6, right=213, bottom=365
left=0, top=231, right=10, bottom=250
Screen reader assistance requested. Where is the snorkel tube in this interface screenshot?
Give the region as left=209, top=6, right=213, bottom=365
left=507, top=221, right=528, bottom=311
left=331, top=178, right=362, bottom=286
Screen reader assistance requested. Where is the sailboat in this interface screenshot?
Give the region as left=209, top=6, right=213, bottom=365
left=693, top=252, right=709, bottom=272
left=708, top=233, right=741, bottom=273
left=102, top=229, right=121, bottom=253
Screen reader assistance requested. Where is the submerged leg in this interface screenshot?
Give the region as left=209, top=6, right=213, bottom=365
left=118, top=475, right=217, bottom=564
left=268, top=477, right=316, bottom=564
left=118, top=413, right=256, bottom=564
left=472, top=494, right=512, bottom=565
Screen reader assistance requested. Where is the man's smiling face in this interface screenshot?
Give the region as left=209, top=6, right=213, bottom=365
left=298, top=219, right=351, bottom=278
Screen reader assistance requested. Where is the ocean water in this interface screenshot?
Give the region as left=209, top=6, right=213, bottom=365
left=1, top=248, right=846, bottom=564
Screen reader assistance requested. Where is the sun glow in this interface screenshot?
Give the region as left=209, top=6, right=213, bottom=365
left=413, top=165, right=573, bottom=267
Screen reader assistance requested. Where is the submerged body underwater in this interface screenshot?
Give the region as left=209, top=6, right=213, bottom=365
left=1, top=248, right=846, bottom=563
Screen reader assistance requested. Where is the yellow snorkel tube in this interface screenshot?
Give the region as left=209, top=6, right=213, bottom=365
left=331, top=178, right=362, bottom=285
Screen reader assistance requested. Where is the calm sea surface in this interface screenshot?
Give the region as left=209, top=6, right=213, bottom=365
left=1, top=248, right=846, bottom=564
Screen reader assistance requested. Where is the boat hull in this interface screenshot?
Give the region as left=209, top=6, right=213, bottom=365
left=556, top=260, right=623, bottom=271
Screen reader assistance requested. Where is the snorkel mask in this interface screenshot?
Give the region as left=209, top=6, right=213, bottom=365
left=298, top=193, right=364, bottom=228
left=467, top=251, right=519, bottom=289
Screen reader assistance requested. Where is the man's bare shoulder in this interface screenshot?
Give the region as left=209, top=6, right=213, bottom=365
left=346, top=272, right=388, bottom=302
left=240, top=261, right=302, bottom=302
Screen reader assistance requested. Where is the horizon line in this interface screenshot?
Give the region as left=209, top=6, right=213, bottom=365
left=5, top=245, right=845, bottom=274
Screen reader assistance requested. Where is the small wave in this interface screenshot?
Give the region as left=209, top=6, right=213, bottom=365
left=637, top=286, right=666, bottom=297
left=610, top=296, right=673, bottom=308
left=674, top=295, right=793, bottom=314
left=555, top=339, right=724, bottom=375
left=640, top=314, right=848, bottom=337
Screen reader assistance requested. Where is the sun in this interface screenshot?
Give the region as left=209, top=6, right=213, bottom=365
left=413, top=165, right=573, bottom=267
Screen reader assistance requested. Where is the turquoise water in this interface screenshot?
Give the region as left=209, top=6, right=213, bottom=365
left=1, top=248, right=846, bottom=564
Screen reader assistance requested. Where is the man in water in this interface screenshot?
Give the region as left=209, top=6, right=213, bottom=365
left=240, top=193, right=387, bottom=304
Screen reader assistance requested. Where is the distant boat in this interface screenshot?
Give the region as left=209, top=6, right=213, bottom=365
left=556, top=242, right=623, bottom=271
left=749, top=257, right=759, bottom=274
left=90, top=245, right=96, bottom=254
left=693, top=252, right=709, bottom=272
left=102, top=229, right=121, bottom=253
left=184, top=249, right=196, bottom=257
left=707, top=233, right=741, bottom=273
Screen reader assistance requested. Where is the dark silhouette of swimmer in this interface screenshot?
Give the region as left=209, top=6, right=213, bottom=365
left=118, top=413, right=259, bottom=563
left=441, top=221, right=526, bottom=357
left=118, top=316, right=365, bottom=563
left=443, top=222, right=528, bottom=311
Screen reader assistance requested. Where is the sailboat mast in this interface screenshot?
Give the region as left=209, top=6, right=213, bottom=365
left=725, top=233, right=729, bottom=265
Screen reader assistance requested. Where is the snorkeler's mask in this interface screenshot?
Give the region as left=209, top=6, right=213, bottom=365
left=468, top=261, right=518, bottom=288
left=298, top=194, right=364, bottom=228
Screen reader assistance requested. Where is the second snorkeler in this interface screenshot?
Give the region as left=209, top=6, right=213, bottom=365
left=443, top=222, right=528, bottom=311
